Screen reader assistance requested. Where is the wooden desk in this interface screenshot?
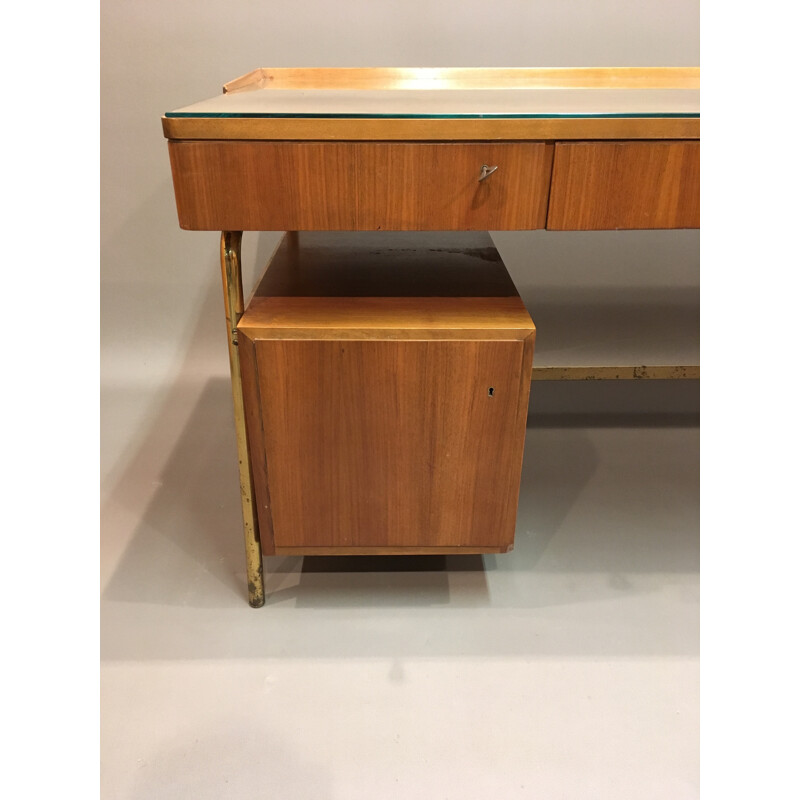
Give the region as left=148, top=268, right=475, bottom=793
left=163, top=67, right=700, bottom=606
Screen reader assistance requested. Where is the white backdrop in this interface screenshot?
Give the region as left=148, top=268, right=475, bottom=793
left=98, top=8, right=702, bottom=796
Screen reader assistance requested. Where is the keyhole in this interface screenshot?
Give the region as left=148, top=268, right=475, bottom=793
left=488, top=387, right=494, bottom=397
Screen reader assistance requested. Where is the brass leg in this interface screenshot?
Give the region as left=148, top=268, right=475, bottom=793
left=220, top=231, right=265, bottom=608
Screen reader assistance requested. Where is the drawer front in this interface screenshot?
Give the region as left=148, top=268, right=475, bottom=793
left=250, top=338, right=531, bottom=550
left=168, top=141, right=553, bottom=230
left=547, top=141, right=700, bottom=230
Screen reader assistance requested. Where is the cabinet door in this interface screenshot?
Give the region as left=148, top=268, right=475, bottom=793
left=168, top=141, right=552, bottom=231
left=547, top=141, right=700, bottom=230
left=251, top=339, right=531, bottom=552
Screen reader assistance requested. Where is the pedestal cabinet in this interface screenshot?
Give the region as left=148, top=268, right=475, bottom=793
left=238, top=232, right=535, bottom=556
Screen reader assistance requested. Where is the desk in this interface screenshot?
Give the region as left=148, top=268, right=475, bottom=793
left=162, top=67, right=700, bottom=606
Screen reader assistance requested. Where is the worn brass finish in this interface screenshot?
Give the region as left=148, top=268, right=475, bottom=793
left=220, top=231, right=265, bottom=608
left=532, top=365, right=700, bottom=381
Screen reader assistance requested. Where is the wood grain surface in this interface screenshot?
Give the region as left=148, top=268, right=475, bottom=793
left=547, top=141, right=700, bottom=230
left=257, top=339, right=531, bottom=549
left=250, top=231, right=517, bottom=298
left=162, top=115, right=699, bottom=142
left=168, top=141, right=552, bottom=231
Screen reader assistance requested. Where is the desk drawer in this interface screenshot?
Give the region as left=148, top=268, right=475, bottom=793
left=168, top=142, right=553, bottom=230
left=546, top=141, right=700, bottom=230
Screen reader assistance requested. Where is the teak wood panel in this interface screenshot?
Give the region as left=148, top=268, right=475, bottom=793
left=168, top=141, right=552, bottom=231
left=546, top=141, right=700, bottom=230
left=239, top=297, right=536, bottom=340
left=248, top=338, right=532, bottom=550
left=273, top=546, right=510, bottom=555
left=249, top=231, right=518, bottom=300
left=162, top=116, right=700, bottom=142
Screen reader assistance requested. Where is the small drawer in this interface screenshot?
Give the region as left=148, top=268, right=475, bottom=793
left=168, top=141, right=553, bottom=230
left=546, top=141, right=700, bottom=230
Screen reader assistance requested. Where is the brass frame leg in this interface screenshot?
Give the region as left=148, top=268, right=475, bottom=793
left=220, top=231, right=265, bottom=607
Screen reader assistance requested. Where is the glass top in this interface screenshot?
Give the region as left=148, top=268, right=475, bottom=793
left=166, top=88, right=699, bottom=119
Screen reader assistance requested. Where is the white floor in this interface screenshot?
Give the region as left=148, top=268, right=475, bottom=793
left=101, top=377, right=699, bottom=799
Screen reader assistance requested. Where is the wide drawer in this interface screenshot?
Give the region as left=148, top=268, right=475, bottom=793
left=546, top=141, right=700, bottom=230
left=168, top=141, right=553, bottom=230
